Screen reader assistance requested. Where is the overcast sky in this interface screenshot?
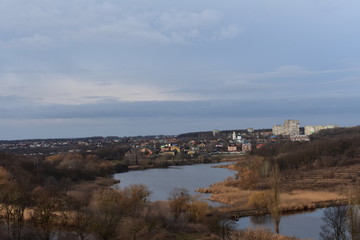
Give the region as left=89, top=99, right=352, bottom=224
left=1, top=0, right=360, bottom=139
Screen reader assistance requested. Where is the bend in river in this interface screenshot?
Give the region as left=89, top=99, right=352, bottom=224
left=114, top=162, right=334, bottom=239
left=113, top=162, right=234, bottom=202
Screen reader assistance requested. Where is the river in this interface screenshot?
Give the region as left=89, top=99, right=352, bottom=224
left=113, top=162, right=327, bottom=239
left=236, top=208, right=325, bottom=239
left=113, top=162, right=234, bottom=202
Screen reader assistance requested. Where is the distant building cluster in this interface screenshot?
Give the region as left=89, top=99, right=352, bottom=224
left=304, top=125, right=338, bottom=135
left=272, top=119, right=339, bottom=141
left=0, top=119, right=342, bottom=157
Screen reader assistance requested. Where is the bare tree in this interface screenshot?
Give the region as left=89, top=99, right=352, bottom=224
left=0, top=182, right=29, bottom=240
left=348, top=185, right=360, bottom=240
left=269, top=164, right=281, bottom=234
left=348, top=204, right=360, bottom=240
left=30, top=186, right=66, bottom=240
left=208, top=214, right=235, bottom=240
left=320, top=206, right=349, bottom=240
left=142, top=205, right=162, bottom=236
left=186, top=195, right=209, bottom=223
left=90, top=188, right=124, bottom=240
left=72, top=206, right=93, bottom=240
left=168, top=188, right=191, bottom=221
left=122, top=184, right=151, bottom=217
left=122, top=217, right=146, bottom=240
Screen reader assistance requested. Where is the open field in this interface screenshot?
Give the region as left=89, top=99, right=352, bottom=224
left=280, top=163, right=360, bottom=192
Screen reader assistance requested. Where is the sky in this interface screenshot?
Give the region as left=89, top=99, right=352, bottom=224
left=1, top=0, right=360, bottom=140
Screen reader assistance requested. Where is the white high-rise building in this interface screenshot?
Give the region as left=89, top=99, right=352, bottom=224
left=284, top=120, right=300, bottom=136
left=272, top=119, right=300, bottom=136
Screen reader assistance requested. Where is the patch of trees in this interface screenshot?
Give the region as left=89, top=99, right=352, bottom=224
left=94, top=145, right=131, bottom=161
left=44, top=154, right=118, bottom=181
left=0, top=175, right=154, bottom=240
left=254, top=126, right=360, bottom=170
left=0, top=164, right=230, bottom=240
left=0, top=152, right=118, bottom=186
left=311, top=126, right=360, bottom=140
left=0, top=153, right=294, bottom=240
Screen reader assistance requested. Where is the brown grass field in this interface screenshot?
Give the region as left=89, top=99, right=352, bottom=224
left=198, top=159, right=354, bottom=213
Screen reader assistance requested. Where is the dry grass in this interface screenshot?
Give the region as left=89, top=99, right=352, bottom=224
left=280, top=190, right=345, bottom=211
left=198, top=183, right=253, bottom=207
left=198, top=159, right=352, bottom=213
left=198, top=179, right=346, bottom=213
left=198, top=184, right=254, bottom=213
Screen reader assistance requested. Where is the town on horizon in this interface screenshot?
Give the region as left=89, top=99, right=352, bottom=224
left=0, top=119, right=345, bottom=157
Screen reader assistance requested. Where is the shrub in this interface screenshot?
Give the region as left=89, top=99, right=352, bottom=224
left=247, top=191, right=271, bottom=210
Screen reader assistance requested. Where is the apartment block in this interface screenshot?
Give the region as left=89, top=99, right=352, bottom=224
left=272, top=125, right=285, bottom=135
left=304, top=125, right=338, bottom=135
left=272, top=120, right=300, bottom=136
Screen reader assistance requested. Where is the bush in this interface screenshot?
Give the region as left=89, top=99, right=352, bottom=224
left=247, top=191, right=271, bottom=210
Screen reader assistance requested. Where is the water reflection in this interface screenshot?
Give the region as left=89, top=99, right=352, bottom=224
left=236, top=209, right=325, bottom=240
left=249, top=215, right=272, bottom=225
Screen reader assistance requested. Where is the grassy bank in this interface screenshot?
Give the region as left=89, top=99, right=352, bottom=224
left=197, top=158, right=349, bottom=216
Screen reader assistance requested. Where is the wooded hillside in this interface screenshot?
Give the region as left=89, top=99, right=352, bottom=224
left=254, top=126, right=360, bottom=170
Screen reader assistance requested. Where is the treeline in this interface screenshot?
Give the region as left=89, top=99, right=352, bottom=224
left=0, top=152, right=289, bottom=240
left=254, top=126, right=360, bottom=170
left=0, top=152, right=122, bottom=184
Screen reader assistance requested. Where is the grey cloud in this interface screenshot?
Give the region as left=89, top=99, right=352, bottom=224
left=0, top=1, right=239, bottom=48
left=1, top=0, right=360, bottom=140
left=216, top=24, right=242, bottom=40
left=2, top=34, right=54, bottom=50
left=0, top=94, right=31, bottom=107
left=158, top=9, right=223, bottom=30
left=1, top=97, right=359, bottom=120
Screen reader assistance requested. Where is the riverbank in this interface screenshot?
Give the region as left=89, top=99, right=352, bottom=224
left=72, top=157, right=349, bottom=217
left=126, top=155, right=238, bottom=171
left=70, top=177, right=120, bottom=194
left=230, top=198, right=347, bottom=219
left=197, top=159, right=350, bottom=216
left=69, top=159, right=236, bottom=202
left=198, top=183, right=346, bottom=212
left=68, top=160, right=316, bottom=240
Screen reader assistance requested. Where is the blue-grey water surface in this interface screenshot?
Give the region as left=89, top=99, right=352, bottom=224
left=113, top=162, right=234, bottom=202
left=236, top=208, right=325, bottom=239
left=114, top=163, right=326, bottom=239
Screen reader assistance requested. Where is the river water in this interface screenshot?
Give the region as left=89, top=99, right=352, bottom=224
left=113, top=162, right=326, bottom=239
left=236, top=208, right=325, bottom=239
left=113, top=162, right=234, bottom=202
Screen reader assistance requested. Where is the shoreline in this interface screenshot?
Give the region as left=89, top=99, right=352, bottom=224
left=197, top=158, right=350, bottom=219
left=123, top=156, right=238, bottom=172
left=74, top=157, right=349, bottom=222
left=71, top=158, right=236, bottom=199
left=230, top=198, right=348, bottom=220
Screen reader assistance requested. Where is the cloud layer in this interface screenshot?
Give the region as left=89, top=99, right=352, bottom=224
left=1, top=0, right=360, bottom=139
